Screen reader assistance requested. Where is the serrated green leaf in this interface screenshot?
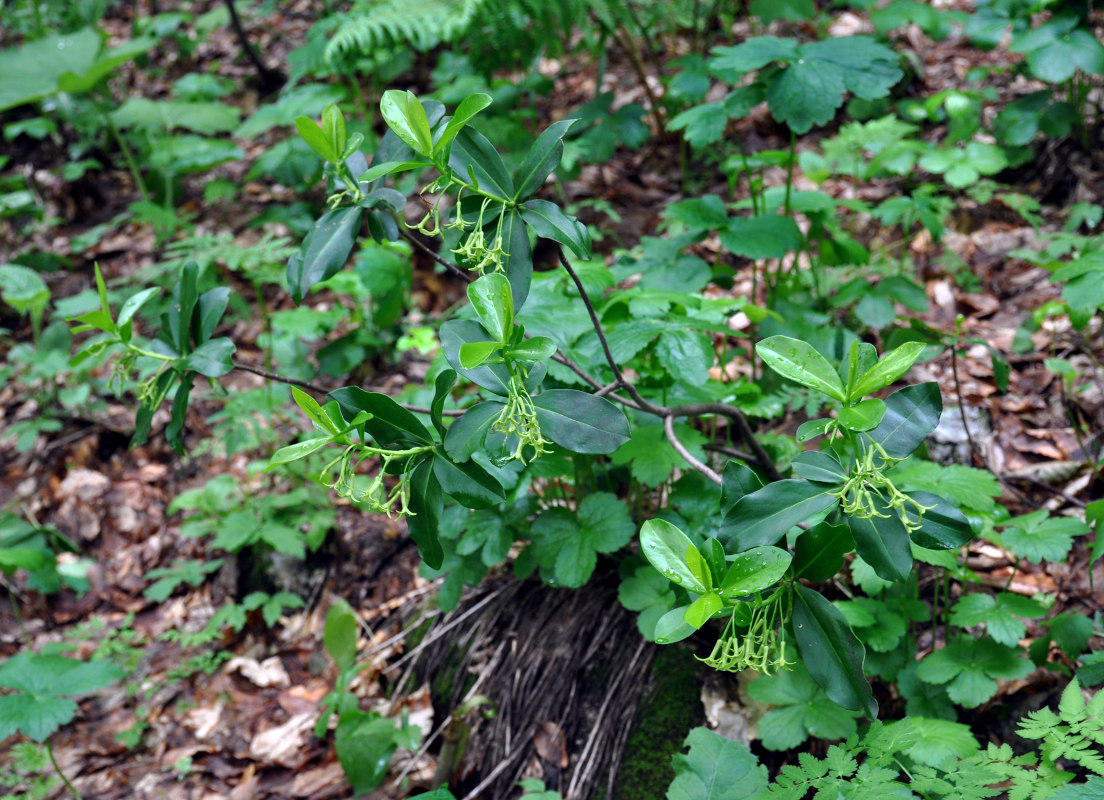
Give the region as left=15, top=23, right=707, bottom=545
left=668, top=727, right=768, bottom=800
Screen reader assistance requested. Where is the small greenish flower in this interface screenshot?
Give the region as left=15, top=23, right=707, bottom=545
left=492, top=370, right=550, bottom=464
left=701, top=590, right=794, bottom=675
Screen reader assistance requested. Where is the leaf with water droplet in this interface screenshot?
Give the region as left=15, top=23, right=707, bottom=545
left=639, top=519, right=709, bottom=594
left=720, top=546, right=793, bottom=599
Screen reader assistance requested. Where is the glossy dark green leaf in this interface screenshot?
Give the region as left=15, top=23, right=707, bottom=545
left=449, top=127, right=514, bottom=200
left=906, top=491, right=974, bottom=550
left=507, top=336, right=557, bottom=363
left=791, top=451, right=847, bottom=485
left=720, top=546, right=792, bottom=598
left=287, top=206, right=363, bottom=304
left=639, top=519, right=708, bottom=594
left=847, top=495, right=913, bottom=582
left=533, top=390, right=630, bottom=454
left=721, top=461, right=765, bottom=515
left=757, top=335, right=845, bottom=401
left=441, top=320, right=544, bottom=397
left=868, top=382, right=942, bottom=459
left=184, top=338, right=234, bottom=377
left=520, top=199, right=591, bottom=259
left=704, top=538, right=727, bottom=588
left=501, top=208, right=532, bottom=310
left=169, top=261, right=199, bottom=353
left=793, top=584, right=877, bottom=717
left=796, top=418, right=832, bottom=443
left=793, top=517, right=855, bottom=581
left=443, top=401, right=504, bottom=462
left=719, top=480, right=838, bottom=550
left=430, top=369, right=457, bottom=438
left=433, top=455, right=505, bottom=509
left=844, top=340, right=879, bottom=398
left=514, top=118, right=576, bottom=200
left=166, top=372, right=193, bottom=455
left=408, top=458, right=444, bottom=570
left=196, top=286, right=230, bottom=344
left=837, top=398, right=887, bottom=432
left=329, top=386, right=434, bottom=445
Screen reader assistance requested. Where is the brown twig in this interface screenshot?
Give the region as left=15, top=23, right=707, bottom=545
left=665, top=414, right=722, bottom=485
left=399, top=227, right=472, bottom=283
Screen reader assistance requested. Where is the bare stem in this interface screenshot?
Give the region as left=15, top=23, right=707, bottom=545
left=665, top=414, right=722, bottom=485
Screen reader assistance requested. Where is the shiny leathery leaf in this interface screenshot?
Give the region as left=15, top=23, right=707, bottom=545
left=432, top=455, right=505, bottom=508
left=796, top=418, right=832, bottom=443
left=407, top=458, right=444, bottom=570
left=848, top=342, right=927, bottom=401
left=704, top=538, right=727, bottom=589
left=196, top=286, right=230, bottom=344
left=719, top=480, right=838, bottom=550
left=757, top=336, right=846, bottom=401
left=792, top=450, right=847, bottom=485
left=294, top=115, right=338, bottom=163
left=845, top=340, right=879, bottom=398
left=837, top=398, right=887, bottom=432
left=533, top=390, right=629, bottom=454
left=459, top=340, right=502, bottom=369
left=684, top=591, right=724, bottom=629
left=468, top=272, right=513, bottom=343
left=429, top=369, right=456, bottom=438
left=721, top=461, right=765, bottom=515
left=288, top=206, right=363, bottom=304
left=434, top=92, right=492, bottom=156
left=441, top=320, right=545, bottom=396
left=184, top=338, right=234, bottom=377
left=501, top=208, right=532, bottom=310
left=520, top=199, right=591, bottom=259
left=507, top=336, right=557, bottom=363
left=116, top=287, right=158, bottom=332
left=848, top=495, right=913, bottom=582
left=639, top=519, right=709, bottom=594
left=514, top=119, right=577, bottom=200
left=906, top=491, right=974, bottom=550
left=720, top=546, right=792, bottom=599
left=793, top=584, right=877, bottom=717
left=321, top=104, right=346, bottom=161
left=329, top=387, right=434, bottom=445
left=443, top=401, right=504, bottom=462
left=169, top=261, right=199, bottom=353
left=869, top=382, right=942, bottom=459
left=793, top=517, right=855, bottom=581
left=655, top=606, right=697, bottom=644
left=380, top=90, right=433, bottom=157
left=449, top=127, right=514, bottom=199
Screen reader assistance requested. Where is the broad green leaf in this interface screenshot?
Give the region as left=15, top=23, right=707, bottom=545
left=322, top=103, right=346, bottom=158
left=847, top=496, right=913, bottom=583
left=905, top=491, right=974, bottom=550
left=793, top=584, right=877, bottom=717
left=796, top=418, right=832, bottom=443
left=514, top=119, right=576, bottom=199
left=449, top=127, right=514, bottom=199
left=999, top=509, right=1089, bottom=564
left=710, top=36, right=801, bottom=72
left=667, top=727, right=768, bottom=800
left=683, top=591, right=724, bottom=629
left=532, top=390, right=630, bottom=454
left=747, top=662, right=861, bottom=750
left=328, top=387, right=434, bottom=445
left=468, top=272, right=513, bottom=343
left=915, top=636, right=1032, bottom=708
left=0, top=652, right=124, bottom=742
left=267, top=437, right=334, bottom=469
left=611, top=423, right=709, bottom=487
left=848, top=342, right=927, bottom=401
left=719, top=546, right=792, bottom=598
left=287, top=206, right=363, bottom=305
left=0, top=29, right=100, bottom=112
left=793, top=518, right=854, bottom=581
left=323, top=601, right=358, bottom=671
left=169, top=261, right=199, bottom=354
left=666, top=195, right=729, bottom=230
left=432, top=455, right=505, bottom=509
left=0, top=693, right=76, bottom=743
left=334, top=711, right=398, bottom=794
left=0, top=265, right=49, bottom=322
left=408, top=458, right=444, bottom=570
left=890, top=460, right=1000, bottom=512
left=719, top=479, right=838, bottom=550
left=380, top=90, right=433, bottom=157
left=767, top=58, right=845, bottom=133
left=639, top=519, right=708, bottom=594
left=434, top=93, right=492, bottom=155
left=655, top=606, right=697, bottom=644
left=507, top=337, right=556, bottom=362
left=720, top=461, right=765, bottom=515
left=520, top=199, right=591, bottom=259
left=869, top=382, right=942, bottom=459
left=837, top=398, right=887, bottom=432
left=443, top=401, right=503, bottom=462
left=295, top=115, right=338, bottom=163
left=950, top=592, right=1046, bottom=648
left=719, top=215, right=803, bottom=259
left=458, top=340, right=502, bottom=369
left=757, top=336, right=846, bottom=401
left=184, top=338, right=234, bottom=377
left=429, top=369, right=456, bottom=439
left=791, top=451, right=847, bottom=485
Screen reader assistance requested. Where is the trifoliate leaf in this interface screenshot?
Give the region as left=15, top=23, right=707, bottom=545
left=747, top=662, right=861, bottom=751
left=950, top=592, right=1046, bottom=647
left=916, top=636, right=1033, bottom=708
left=999, top=510, right=1090, bottom=564
left=610, top=424, right=708, bottom=487
left=890, top=459, right=1001, bottom=512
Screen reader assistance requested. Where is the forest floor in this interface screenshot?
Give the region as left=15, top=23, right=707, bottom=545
left=2, top=2, right=1104, bottom=799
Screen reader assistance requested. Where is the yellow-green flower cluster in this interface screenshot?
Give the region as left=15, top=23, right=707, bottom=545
left=700, top=590, right=794, bottom=675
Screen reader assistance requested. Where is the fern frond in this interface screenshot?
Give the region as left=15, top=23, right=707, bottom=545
left=325, top=0, right=487, bottom=62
